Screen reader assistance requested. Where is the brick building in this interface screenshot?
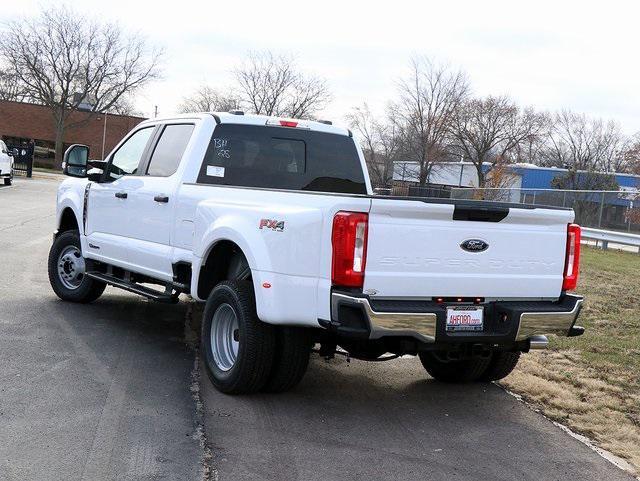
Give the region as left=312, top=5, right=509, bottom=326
left=0, top=100, right=145, bottom=167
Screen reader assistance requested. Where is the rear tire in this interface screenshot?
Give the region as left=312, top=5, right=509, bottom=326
left=262, top=327, right=312, bottom=393
left=47, top=230, right=105, bottom=303
left=419, top=351, right=491, bottom=383
left=201, top=281, right=275, bottom=394
left=479, top=351, right=521, bottom=381
left=4, top=177, right=11, bottom=186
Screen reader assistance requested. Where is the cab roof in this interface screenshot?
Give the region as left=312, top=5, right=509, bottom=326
left=138, top=112, right=351, bottom=137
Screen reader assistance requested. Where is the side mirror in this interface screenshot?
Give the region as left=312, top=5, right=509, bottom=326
left=62, top=144, right=89, bottom=178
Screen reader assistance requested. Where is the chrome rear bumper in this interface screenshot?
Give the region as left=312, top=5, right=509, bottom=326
left=329, top=292, right=583, bottom=347
left=515, top=297, right=583, bottom=341
left=331, top=293, right=438, bottom=342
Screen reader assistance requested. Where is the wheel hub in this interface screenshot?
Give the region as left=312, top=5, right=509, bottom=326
left=57, top=245, right=85, bottom=290
left=210, top=303, right=240, bottom=371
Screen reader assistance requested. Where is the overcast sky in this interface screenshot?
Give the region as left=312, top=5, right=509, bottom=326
left=2, top=0, right=640, bottom=134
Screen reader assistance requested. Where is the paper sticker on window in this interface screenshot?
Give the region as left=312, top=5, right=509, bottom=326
left=206, top=165, right=225, bottom=177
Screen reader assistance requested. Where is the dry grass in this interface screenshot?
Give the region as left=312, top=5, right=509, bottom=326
left=500, top=246, right=640, bottom=473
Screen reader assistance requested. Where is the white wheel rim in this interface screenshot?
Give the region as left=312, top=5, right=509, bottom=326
left=57, top=245, right=85, bottom=290
left=210, top=303, right=240, bottom=371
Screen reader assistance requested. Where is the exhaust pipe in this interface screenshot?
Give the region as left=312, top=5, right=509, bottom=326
left=528, top=335, right=549, bottom=350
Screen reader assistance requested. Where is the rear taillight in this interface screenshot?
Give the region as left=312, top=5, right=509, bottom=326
left=562, top=223, right=581, bottom=291
left=331, top=211, right=368, bottom=288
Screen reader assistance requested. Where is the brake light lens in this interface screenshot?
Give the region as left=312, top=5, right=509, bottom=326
left=562, top=224, right=581, bottom=291
left=332, top=211, right=368, bottom=287
left=266, top=118, right=302, bottom=128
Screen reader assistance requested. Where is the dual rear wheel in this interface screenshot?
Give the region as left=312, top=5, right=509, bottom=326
left=419, top=350, right=521, bottom=383
left=201, top=281, right=312, bottom=394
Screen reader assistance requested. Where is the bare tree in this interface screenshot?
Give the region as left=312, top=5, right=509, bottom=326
left=596, top=122, right=633, bottom=173
left=510, top=111, right=553, bottom=165
left=541, top=110, right=628, bottom=187
left=234, top=51, right=331, bottom=119
left=0, top=6, right=162, bottom=166
left=449, top=95, right=546, bottom=188
left=0, top=70, right=27, bottom=101
left=542, top=111, right=623, bottom=224
left=346, top=103, right=400, bottom=188
left=178, top=85, right=240, bottom=113
left=390, top=56, right=468, bottom=186
left=108, top=96, right=143, bottom=117
left=624, top=133, right=640, bottom=176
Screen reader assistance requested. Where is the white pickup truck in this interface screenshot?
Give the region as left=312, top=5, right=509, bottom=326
left=0, top=140, right=14, bottom=185
left=48, top=112, right=584, bottom=394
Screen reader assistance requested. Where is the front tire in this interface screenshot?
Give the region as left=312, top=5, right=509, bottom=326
left=47, top=230, right=105, bottom=303
left=201, top=281, right=275, bottom=394
left=419, top=351, right=491, bottom=383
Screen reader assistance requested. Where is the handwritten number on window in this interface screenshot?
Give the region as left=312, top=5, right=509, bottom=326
left=213, top=138, right=230, bottom=158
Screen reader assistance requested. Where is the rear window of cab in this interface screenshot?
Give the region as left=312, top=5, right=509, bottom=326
left=196, top=124, right=367, bottom=194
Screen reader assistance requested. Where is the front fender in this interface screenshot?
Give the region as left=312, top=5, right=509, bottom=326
left=56, top=178, right=88, bottom=234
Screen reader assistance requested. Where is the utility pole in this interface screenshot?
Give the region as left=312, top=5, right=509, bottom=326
left=154, top=105, right=158, bottom=118
left=101, top=111, right=108, bottom=159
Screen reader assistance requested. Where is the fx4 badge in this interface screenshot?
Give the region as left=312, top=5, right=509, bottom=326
left=259, top=218, right=285, bottom=232
left=461, top=239, right=489, bottom=252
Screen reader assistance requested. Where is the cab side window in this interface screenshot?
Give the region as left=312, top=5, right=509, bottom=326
left=146, top=124, right=194, bottom=177
left=107, top=127, right=154, bottom=180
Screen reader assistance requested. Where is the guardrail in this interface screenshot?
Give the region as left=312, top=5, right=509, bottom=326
left=581, top=227, right=640, bottom=253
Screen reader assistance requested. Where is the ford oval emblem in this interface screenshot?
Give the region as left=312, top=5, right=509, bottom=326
left=461, top=239, right=489, bottom=253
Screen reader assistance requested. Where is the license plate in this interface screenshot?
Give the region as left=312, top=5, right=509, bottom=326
left=446, top=306, right=484, bottom=332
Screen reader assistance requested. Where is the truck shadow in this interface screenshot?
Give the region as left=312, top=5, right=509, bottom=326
left=50, top=293, right=191, bottom=343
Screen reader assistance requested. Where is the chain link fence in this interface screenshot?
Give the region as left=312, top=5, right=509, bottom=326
left=372, top=184, right=640, bottom=234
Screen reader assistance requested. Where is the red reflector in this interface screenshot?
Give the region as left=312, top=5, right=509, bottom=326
left=331, top=211, right=368, bottom=288
left=262, top=282, right=271, bottom=289
left=279, top=120, right=298, bottom=128
left=562, top=224, right=581, bottom=291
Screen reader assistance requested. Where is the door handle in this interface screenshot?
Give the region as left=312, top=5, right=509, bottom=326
left=154, top=195, right=169, bottom=203
left=115, top=192, right=127, bottom=199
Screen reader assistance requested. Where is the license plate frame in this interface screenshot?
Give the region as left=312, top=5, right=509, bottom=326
left=446, top=306, right=484, bottom=332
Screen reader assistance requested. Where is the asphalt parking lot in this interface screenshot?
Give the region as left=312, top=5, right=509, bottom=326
left=0, top=176, right=635, bottom=481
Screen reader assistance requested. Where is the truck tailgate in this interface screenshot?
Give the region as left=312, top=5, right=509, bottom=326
left=363, top=198, right=574, bottom=300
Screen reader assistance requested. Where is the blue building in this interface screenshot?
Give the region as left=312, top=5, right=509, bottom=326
left=510, top=165, right=640, bottom=191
